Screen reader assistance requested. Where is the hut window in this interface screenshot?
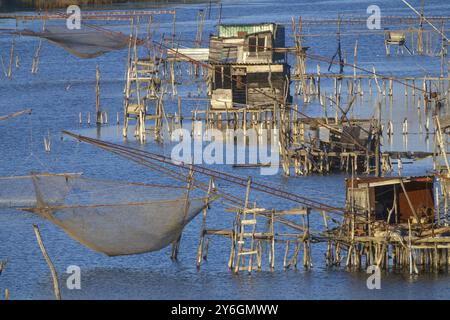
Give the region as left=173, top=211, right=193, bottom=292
left=214, top=66, right=231, bottom=89
left=258, top=36, right=266, bottom=52
left=249, top=35, right=267, bottom=53
left=249, top=36, right=257, bottom=52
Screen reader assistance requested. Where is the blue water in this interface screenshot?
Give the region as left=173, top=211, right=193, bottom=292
left=0, top=0, right=450, bottom=299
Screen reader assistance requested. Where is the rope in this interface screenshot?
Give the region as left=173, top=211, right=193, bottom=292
left=62, top=131, right=348, bottom=215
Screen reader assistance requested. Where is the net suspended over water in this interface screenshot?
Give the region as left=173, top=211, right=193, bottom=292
left=20, top=26, right=130, bottom=58
left=0, top=174, right=209, bottom=256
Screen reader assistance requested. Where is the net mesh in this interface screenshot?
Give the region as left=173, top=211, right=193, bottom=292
left=0, top=174, right=208, bottom=256
left=21, top=26, right=130, bottom=59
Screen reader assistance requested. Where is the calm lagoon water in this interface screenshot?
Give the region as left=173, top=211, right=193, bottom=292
left=0, top=0, right=450, bottom=299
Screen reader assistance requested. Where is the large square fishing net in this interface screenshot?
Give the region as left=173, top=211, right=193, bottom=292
left=0, top=174, right=208, bottom=256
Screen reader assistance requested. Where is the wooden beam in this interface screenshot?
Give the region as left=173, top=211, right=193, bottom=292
left=33, top=224, right=61, bottom=300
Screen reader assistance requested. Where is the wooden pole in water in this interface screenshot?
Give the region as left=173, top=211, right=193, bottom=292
left=375, top=101, right=382, bottom=177
left=33, top=224, right=61, bottom=300
left=171, top=166, right=194, bottom=260
left=171, top=11, right=177, bottom=49
left=7, top=36, right=15, bottom=79
left=31, top=29, right=43, bottom=75
left=436, top=184, right=441, bottom=224
left=353, top=40, right=358, bottom=94
left=270, top=210, right=275, bottom=270
left=317, top=63, right=321, bottom=98
left=96, top=64, right=101, bottom=125
left=440, top=21, right=446, bottom=79
left=196, top=178, right=214, bottom=268
left=178, top=96, right=183, bottom=129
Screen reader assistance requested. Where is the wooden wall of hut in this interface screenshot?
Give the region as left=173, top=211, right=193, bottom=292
left=209, top=63, right=291, bottom=109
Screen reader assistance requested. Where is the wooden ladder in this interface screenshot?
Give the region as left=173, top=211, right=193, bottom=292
left=234, top=207, right=260, bottom=273
left=234, top=177, right=263, bottom=273
left=123, top=56, right=161, bottom=141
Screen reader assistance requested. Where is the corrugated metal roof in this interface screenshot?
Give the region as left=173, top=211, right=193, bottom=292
left=167, top=48, right=209, bottom=61
left=346, top=176, right=434, bottom=186
left=208, top=62, right=288, bottom=66
left=219, top=23, right=277, bottom=38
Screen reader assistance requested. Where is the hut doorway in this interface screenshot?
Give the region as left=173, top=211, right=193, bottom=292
left=374, top=185, right=397, bottom=223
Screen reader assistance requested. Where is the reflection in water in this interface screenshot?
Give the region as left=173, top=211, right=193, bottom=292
left=31, top=266, right=450, bottom=300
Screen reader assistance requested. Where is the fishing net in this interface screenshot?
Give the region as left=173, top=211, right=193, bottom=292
left=20, top=26, right=130, bottom=59
left=0, top=174, right=208, bottom=256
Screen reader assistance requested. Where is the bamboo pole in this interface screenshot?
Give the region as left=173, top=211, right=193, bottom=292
left=33, top=224, right=61, bottom=300
left=96, top=64, right=101, bottom=125
left=196, top=178, right=214, bottom=268
left=171, top=166, right=194, bottom=260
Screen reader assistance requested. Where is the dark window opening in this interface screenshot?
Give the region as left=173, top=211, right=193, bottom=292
left=249, top=37, right=257, bottom=53
left=374, top=185, right=397, bottom=223
left=258, top=37, right=266, bottom=52
left=214, top=66, right=231, bottom=90
left=232, top=75, right=247, bottom=105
